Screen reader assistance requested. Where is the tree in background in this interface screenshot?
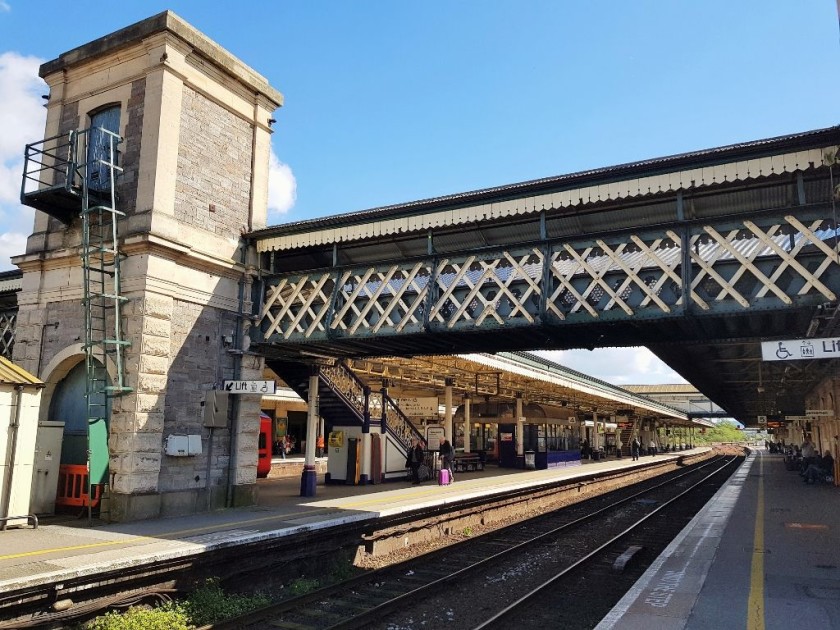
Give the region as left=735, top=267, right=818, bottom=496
left=695, top=420, right=745, bottom=444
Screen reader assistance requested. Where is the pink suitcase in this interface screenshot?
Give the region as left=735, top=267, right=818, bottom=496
left=438, top=468, right=450, bottom=485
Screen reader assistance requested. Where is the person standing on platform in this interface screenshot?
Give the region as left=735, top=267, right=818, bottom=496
left=440, top=438, right=455, bottom=482
left=649, top=439, right=656, bottom=456
left=316, top=433, right=325, bottom=458
left=408, top=439, right=425, bottom=484
left=631, top=436, right=640, bottom=461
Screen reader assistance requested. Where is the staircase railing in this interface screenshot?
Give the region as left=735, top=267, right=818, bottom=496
left=319, top=361, right=424, bottom=451
left=379, top=391, right=424, bottom=451
left=319, top=361, right=366, bottom=422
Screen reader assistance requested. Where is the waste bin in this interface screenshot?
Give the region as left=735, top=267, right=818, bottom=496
left=524, top=451, right=536, bottom=469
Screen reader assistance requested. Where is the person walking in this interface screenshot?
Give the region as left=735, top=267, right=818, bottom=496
left=631, top=436, right=640, bottom=461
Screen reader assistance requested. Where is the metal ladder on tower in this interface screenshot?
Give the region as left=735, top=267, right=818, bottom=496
left=80, top=127, right=132, bottom=522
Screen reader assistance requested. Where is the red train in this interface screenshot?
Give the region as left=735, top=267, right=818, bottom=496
left=257, top=412, right=272, bottom=478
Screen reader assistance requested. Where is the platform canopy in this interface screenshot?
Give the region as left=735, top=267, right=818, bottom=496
left=337, top=351, right=693, bottom=425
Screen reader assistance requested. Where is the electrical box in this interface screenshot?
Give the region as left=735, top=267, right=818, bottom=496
left=30, top=421, right=64, bottom=515
left=203, top=390, right=229, bottom=428
left=165, top=434, right=202, bottom=457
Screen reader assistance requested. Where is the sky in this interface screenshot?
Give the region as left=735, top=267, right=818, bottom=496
left=0, top=1, right=838, bottom=385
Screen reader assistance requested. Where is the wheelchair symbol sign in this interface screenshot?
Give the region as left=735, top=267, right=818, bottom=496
left=775, top=342, right=792, bottom=359
left=761, top=338, right=834, bottom=361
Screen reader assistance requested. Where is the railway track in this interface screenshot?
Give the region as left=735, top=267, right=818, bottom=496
left=204, top=454, right=741, bottom=630
left=471, top=455, right=741, bottom=630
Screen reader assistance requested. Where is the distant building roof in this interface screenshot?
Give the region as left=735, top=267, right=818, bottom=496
left=623, top=384, right=699, bottom=394
left=0, top=270, right=22, bottom=294
left=0, top=356, right=43, bottom=387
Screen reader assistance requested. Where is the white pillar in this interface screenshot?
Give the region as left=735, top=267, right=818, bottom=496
left=463, top=395, right=471, bottom=453
left=516, top=395, right=524, bottom=456
left=592, top=412, right=600, bottom=452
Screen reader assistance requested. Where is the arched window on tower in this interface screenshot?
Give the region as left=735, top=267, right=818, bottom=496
left=87, top=105, right=121, bottom=192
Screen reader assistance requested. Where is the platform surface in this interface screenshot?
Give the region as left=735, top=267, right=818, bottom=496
left=597, top=449, right=840, bottom=630
left=0, top=450, right=697, bottom=593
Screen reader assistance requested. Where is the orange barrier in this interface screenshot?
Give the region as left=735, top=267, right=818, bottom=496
left=56, top=464, right=101, bottom=508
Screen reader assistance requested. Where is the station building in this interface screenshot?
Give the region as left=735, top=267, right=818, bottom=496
left=3, top=11, right=838, bottom=527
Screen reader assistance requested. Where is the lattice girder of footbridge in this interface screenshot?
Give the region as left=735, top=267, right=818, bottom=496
left=252, top=127, right=840, bottom=421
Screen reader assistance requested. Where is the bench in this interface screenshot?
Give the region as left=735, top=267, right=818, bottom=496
left=453, top=453, right=484, bottom=472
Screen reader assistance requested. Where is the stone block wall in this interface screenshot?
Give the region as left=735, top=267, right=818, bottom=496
left=12, top=301, right=85, bottom=377
left=159, top=299, right=236, bottom=494
left=119, top=77, right=146, bottom=216
left=110, top=294, right=171, bottom=496
left=175, top=86, right=253, bottom=239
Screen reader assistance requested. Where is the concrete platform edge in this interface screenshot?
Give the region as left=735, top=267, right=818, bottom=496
left=595, top=452, right=756, bottom=630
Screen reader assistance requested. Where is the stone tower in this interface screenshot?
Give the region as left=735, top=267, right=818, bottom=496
left=13, top=11, right=283, bottom=520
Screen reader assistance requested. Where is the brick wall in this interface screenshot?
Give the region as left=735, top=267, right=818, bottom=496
left=175, top=86, right=253, bottom=239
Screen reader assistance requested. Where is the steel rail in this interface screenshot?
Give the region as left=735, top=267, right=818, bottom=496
left=470, top=455, right=740, bottom=630
left=204, top=455, right=731, bottom=630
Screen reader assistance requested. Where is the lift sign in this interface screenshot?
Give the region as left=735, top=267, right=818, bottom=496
left=761, top=338, right=840, bottom=361
left=223, top=380, right=277, bottom=394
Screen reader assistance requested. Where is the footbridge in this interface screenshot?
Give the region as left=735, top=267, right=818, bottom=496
left=252, top=127, right=840, bottom=425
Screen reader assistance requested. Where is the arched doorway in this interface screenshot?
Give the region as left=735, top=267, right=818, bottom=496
left=48, top=359, right=111, bottom=484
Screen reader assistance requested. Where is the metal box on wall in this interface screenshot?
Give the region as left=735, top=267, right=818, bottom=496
left=29, top=421, right=64, bottom=515
left=203, top=390, right=229, bottom=428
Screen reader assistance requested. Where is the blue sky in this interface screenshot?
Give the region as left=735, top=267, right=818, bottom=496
left=0, top=1, right=838, bottom=384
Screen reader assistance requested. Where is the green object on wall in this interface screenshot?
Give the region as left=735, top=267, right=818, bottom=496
left=88, top=417, right=109, bottom=485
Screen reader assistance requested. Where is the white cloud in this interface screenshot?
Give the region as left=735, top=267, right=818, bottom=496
left=0, top=52, right=45, bottom=268
left=531, top=348, right=688, bottom=386
left=0, top=2, right=10, bottom=13
left=0, top=230, right=28, bottom=271
left=0, top=52, right=46, bottom=170
left=267, top=147, right=296, bottom=217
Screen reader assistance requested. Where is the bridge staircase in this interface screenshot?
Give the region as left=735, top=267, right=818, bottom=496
left=617, top=426, right=635, bottom=457
left=21, top=128, right=133, bottom=521
left=269, top=360, right=425, bottom=472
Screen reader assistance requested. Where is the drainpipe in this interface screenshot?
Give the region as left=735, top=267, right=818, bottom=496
left=1, top=386, right=25, bottom=531
left=225, top=238, right=251, bottom=507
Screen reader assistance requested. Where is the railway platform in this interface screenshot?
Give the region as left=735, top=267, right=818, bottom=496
left=598, top=448, right=840, bottom=630
left=0, top=449, right=700, bottom=597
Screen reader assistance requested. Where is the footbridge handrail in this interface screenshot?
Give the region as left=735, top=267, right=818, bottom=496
left=258, top=206, right=840, bottom=349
